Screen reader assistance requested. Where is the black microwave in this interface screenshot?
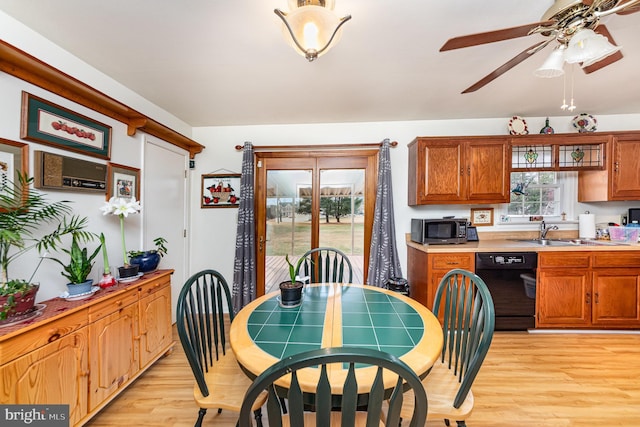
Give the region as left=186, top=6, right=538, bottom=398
left=411, top=218, right=468, bottom=244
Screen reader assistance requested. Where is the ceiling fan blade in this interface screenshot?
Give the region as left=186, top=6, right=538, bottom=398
left=461, top=41, right=548, bottom=93
left=582, top=25, right=624, bottom=74
left=440, top=21, right=555, bottom=51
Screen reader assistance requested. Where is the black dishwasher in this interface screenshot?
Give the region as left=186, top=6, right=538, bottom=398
left=475, top=252, right=537, bottom=331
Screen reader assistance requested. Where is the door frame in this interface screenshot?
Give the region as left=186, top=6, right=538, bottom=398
left=255, top=149, right=378, bottom=296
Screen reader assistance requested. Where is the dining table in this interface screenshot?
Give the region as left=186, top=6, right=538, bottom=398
left=230, top=282, right=443, bottom=395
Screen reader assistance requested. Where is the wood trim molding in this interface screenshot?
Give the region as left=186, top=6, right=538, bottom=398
left=0, top=40, right=204, bottom=159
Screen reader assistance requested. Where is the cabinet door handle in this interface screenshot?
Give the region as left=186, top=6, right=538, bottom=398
left=595, top=292, right=599, bottom=304
left=460, top=168, right=464, bottom=176
left=586, top=292, right=591, bottom=304
left=467, top=166, right=471, bottom=176
left=614, top=161, right=619, bottom=172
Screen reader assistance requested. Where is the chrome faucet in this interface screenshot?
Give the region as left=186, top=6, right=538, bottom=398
left=540, top=220, right=559, bottom=239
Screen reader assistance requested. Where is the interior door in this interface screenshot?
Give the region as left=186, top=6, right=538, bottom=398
left=255, top=150, right=377, bottom=295
left=143, top=136, right=189, bottom=322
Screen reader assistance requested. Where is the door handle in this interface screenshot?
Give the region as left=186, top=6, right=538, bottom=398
left=259, top=236, right=264, bottom=252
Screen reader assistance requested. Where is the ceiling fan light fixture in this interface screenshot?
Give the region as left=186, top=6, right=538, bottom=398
left=564, top=28, right=621, bottom=65
left=274, top=0, right=352, bottom=62
left=534, top=45, right=566, bottom=78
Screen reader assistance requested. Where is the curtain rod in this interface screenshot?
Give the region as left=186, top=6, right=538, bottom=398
left=235, top=141, right=398, bottom=151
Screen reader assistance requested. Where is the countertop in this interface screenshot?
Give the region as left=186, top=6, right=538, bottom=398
left=406, top=234, right=640, bottom=253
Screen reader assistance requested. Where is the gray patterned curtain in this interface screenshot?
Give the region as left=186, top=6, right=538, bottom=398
left=367, top=139, right=402, bottom=287
left=232, top=142, right=256, bottom=313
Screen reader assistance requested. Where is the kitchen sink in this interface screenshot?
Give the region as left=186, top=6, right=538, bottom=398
left=509, top=238, right=629, bottom=247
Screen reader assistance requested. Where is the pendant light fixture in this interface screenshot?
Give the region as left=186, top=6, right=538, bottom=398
left=274, top=0, right=352, bottom=62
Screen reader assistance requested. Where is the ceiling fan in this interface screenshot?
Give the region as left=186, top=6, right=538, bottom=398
left=442, top=0, right=640, bottom=93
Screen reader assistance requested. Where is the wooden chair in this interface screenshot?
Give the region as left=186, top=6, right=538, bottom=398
left=295, top=247, right=353, bottom=284
left=176, top=269, right=266, bottom=427
left=238, top=346, right=427, bottom=427
left=400, top=269, right=495, bottom=427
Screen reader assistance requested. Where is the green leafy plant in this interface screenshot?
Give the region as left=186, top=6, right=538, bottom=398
left=1, top=174, right=88, bottom=319
left=128, top=237, right=168, bottom=259
left=47, top=224, right=100, bottom=284
left=0, top=174, right=84, bottom=288
left=285, top=254, right=297, bottom=284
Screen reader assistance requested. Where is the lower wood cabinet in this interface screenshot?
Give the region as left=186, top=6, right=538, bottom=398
left=537, top=252, right=640, bottom=328
left=0, top=269, right=174, bottom=426
left=407, top=247, right=474, bottom=317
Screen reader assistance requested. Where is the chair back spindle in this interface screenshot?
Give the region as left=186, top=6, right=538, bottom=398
left=296, top=247, right=353, bottom=284
left=238, top=347, right=427, bottom=427
left=177, top=269, right=234, bottom=397
left=434, top=269, right=495, bottom=408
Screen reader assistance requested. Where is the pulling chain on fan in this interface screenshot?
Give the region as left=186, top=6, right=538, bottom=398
left=560, top=63, right=577, bottom=111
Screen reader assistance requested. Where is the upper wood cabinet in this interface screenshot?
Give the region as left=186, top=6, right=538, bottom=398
left=579, top=133, right=640, bottom=201
left=510, top=133, right=608, bottom=171
left=408, top=136, right=510, bottom=205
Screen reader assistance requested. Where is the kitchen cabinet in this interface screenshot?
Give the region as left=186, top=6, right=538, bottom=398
left=579, top=134, right=640, bottom=201
left=407, top=247, right=474, bottom=317
left=0, top=270, right=174, bottom=426
left=510, top=133, right=607, bottom=171
left=537, top=252, right=640, bottom=328
left=408, top=136, right=509, bottom=205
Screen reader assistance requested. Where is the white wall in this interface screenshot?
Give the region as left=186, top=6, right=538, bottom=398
left=0, top=11, right=192, bottom=302
left=3, top=9, right=640, bottom=299
left=192, top=114, right=640, bottom=284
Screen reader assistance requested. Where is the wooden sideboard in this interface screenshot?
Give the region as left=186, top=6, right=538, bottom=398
left=0, top=269, right=174, bottom=426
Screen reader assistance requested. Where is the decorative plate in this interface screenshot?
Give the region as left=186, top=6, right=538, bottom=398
left=60, top=286, right=100, bottom=301
left=508, top=116, right=529, bottom=135
left=572, top=113, right=597, bottom=133
left=117, top=272, right=144, bottom=283
left=0, top=304, right=46, bottom=327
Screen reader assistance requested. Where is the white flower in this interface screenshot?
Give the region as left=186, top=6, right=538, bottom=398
left=100, top=197, right=141, bottom=266
left=101, top=197, right=141, bottom=218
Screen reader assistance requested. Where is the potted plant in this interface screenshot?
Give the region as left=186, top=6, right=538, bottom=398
left=46, top=223, right=100, bottom=296
left=100, top=196, right=141, bottom=278
left=279, top=254, right=303, bottom=307
left=0, top=174, right=85, bottom=319
left=128, top=237, right=168, bottom=273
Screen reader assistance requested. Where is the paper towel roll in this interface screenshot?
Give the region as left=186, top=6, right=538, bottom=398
left=579, top=213, right=596, bottom=239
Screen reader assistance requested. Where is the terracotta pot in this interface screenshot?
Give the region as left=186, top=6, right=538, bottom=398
left=0, top=283, right=39, bottom=318
left=279, top=281, right=303, bottom=307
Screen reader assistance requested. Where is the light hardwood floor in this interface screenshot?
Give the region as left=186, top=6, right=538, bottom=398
left=85, top=328, right=640, bottom=427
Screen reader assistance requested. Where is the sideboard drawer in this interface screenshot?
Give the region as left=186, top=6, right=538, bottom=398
left=0, top=309, right=87, bottom=364
left=88, top=290, right=138, bottom=322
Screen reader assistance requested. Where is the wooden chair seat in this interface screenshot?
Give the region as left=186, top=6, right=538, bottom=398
left=194, top=350, right=265, bottom=413
left=401, top=360, right=475, bottom=422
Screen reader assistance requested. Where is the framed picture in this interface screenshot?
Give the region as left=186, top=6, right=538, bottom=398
left=470, top=208, right=494, bottom=226
left=0, top=138, right=29, bottom=208
left=20, top=91, right=112, bottom=160
left=201, top=173, right=240, bottom=208
left=107, top=163, right=140, bottom=201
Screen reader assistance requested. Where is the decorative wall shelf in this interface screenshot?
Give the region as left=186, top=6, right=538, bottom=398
left=0, top=40, right=204, bottom=159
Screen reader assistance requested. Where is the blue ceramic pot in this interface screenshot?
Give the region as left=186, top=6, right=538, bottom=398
left=130, top=251, right=161, bottom=273
left=67, top=279, right=93, bottom=296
